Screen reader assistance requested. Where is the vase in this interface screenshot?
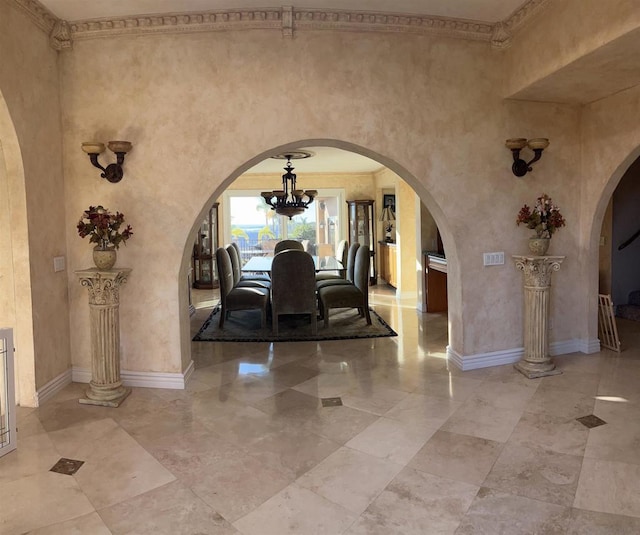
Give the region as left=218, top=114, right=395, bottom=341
left=93, top=245, right=117, bottom=270
left=528, top=238, right=550, bottom=256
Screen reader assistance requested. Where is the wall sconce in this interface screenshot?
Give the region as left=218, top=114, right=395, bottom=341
left=81, top=141, right=132, bottom=183
left=505, top=138, right=549, bottom=177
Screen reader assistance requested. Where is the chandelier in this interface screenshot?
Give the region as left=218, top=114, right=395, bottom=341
left=261, top=151, right=317, bottom=219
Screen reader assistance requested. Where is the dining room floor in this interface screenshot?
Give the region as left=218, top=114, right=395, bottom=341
left=3, top=285, right=640, bottom=533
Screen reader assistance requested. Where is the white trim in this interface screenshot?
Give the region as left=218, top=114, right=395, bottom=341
left=575, top=338, right=601, bottom=354
left=35, top=368, right=72, bottom=406
left=447, top=338, right=602, bottom=371
left=72, top=361, right=195, bottom=390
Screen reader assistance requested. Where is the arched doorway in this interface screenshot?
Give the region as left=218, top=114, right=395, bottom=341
left=179, top=139, right=456, bottom=376
left=0, top=90, right=37, bottom=407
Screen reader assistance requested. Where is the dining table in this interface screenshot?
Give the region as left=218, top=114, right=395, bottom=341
left=242, top=254, right=344, bottom=274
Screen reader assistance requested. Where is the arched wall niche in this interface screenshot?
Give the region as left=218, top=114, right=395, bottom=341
left=178, top=138, right=459, bottom=372
left=0, top=90, right=36, bottom=406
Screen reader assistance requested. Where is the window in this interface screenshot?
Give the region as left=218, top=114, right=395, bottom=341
left=223, top=189, right=344, bottom=261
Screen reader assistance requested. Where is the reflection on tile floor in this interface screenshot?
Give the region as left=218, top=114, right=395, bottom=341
left=3, top=287, right=640, bottom=533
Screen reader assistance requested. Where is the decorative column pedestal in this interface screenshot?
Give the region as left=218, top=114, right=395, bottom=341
left=75, top=268, right=132, bottom=407
left=513, top=256, right=564, bottom=379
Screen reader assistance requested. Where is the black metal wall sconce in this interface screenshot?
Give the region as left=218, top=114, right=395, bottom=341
left=505, top=138, right=549, bottom=177
left=81, top=141, right=133, bottom=183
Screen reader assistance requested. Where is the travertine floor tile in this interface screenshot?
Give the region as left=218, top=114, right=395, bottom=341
left=455, top=487, right=572, bottom=534
left=6, top=289, right=640, bottom=534
left=233, top=483, right=357, bottom=535
left=574, top=458, right=640, bottom=517
left=99, top=480, right=238, bottom=534
left=0, top=471, right=95, bottom=534
left=296, top=447, right=403, bottom=514
left=408, top=430, right=503, bottom=486
left=483, top=443, right=582, bottom=507
left=346, top=416, right=437, bottom=465
left=346, top=467, right=478, bottom=535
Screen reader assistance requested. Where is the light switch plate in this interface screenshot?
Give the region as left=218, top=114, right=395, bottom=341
left=483, top=252, right=504, bottom=266
left=53, top=256, right=65, bottom=272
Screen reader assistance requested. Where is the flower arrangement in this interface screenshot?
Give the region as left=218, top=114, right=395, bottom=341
left=77, top=205, right=133, bottom=249
left=516, top=193, right=566, bottom=239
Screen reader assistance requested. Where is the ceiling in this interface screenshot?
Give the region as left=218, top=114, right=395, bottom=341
left=40, top=1, right=525, bottom=23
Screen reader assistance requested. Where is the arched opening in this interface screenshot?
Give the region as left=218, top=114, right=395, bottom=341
left=597, top=146, right=640, bottom=346
left=0, top=90, right=36, bottom=407
left=179, top=139, right=458, bottom=376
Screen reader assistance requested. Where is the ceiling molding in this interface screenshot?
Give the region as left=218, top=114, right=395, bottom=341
left=8, top=0, right=549, bottom=50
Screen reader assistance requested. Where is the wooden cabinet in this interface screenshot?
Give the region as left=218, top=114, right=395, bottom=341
left=192, top=203, right=219, bottom=289
left=379, top=242, right=397, bottom=288
left=423, top=253, right=448, bottom=312
left=347, top=200, right=377, bottom=285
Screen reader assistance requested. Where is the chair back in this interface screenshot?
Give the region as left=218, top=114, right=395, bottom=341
left=345, top=242, right=360, bottom=282
left=216, top=247, right=234, bottom=297
left=226, top=244, right=242, bottom=285
left=274, top=240, right=304, bottom=254
left=271, top=250, right=316, bottom=315
left=353, top=244, right=370, bottom=294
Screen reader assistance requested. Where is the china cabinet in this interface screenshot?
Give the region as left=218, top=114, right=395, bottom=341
left=347, top=200, right=376, bottom=285
left=192, top=202, right=219, bottom=289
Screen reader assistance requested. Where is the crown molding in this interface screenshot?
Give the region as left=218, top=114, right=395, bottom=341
left=8, top=0, right=56, bottom=33
left=8, top=0, right=549, bottom=50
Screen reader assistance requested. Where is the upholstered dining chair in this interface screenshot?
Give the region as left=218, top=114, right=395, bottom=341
left=216, top=247, right=270, bottom=329
left=226, top=244, right=271, bottom=288
left=316, top=239, right=348, bottom=282
left=271, top=249, right=317, bottom=335
left=274, top=239, right=304, bottom=254
left=316, top=242, right=360, bottom=291
left=318, top=244, right=371, bottom=328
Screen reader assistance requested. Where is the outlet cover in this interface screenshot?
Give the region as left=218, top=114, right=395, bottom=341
left=483, top=252, right=504, bottom=266
left=53, top=256, right=65, bottom=272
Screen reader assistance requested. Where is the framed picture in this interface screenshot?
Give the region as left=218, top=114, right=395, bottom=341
left=383, top=194, right=396, bottom=213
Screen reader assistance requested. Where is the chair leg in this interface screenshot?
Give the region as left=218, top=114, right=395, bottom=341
left=261, top=307, right=267, bottom=329
left=364, top=306, right=371, bottom=325
left=219, top=304, right=226, bottom=328
left=324, top=306, right=330, bottom=328
left=272, top=311, right=278, bottom=334
left=310, top=310, right=317, bottom=335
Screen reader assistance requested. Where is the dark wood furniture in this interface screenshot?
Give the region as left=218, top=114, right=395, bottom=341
left=192, top=202, right=219, bottom=289
left=423, top=253, right=448, bottom=312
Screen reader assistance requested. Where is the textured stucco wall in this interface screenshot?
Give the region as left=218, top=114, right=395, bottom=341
left=503, top=0, right=640, bottom=98
left=580, top=83, right=640, bottom=342
left=58, top=27, right=586, bottom=375
left=0, top=1, right=69, bottom=405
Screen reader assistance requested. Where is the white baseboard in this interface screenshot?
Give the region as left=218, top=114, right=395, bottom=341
left=72, top=360, right=195, bottom=390
left=447, top=338, right=602, bottom=371
left=35, top=369, right=73, bottom=406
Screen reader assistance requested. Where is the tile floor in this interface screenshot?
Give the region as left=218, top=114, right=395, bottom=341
left=3, top=286, right=640, bottom=533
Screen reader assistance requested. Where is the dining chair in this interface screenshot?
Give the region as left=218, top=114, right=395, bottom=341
left=216, top=247, right=270, bottom=329
left=316, top=239, right=348, bottom=282
left=274, top=239, right=304, bottom=254
left=316, top=242, right=360, bottom=290
left=271, top=249, right=317, bottom=335
left=318, top=245, right=371, bottom=328
left=226, top=244, right=271, bottom=288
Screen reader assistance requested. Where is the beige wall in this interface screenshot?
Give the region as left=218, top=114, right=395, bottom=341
left=0, top=2, right=69, bottom=405
left=1, top=0, right=639, bottom=397
left=58, top=27, right=584, bottom=374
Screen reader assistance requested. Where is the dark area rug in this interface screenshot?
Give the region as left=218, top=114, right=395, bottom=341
left=193, top=305, right=397, bottom=342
